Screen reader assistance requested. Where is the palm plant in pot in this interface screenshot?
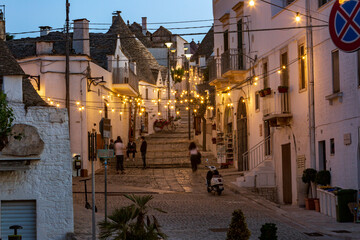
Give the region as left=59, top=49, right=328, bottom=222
left=302, top=168, right=317, bottom=210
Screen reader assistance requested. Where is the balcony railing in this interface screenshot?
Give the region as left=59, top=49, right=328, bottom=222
left=221, top=48, right=246, bottom=75
left=208, top=56, right=221, bottom=82
left=128, top=68, right=139, bottom=92
left=112, top=67, right=139, bottom=92
left=263, top=91, right=290, bottom=117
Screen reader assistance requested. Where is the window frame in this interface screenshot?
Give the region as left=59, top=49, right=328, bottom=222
left=280, top=49, right=289, bottom=87
left=262, top=58, right=269, bottom=89
left=298, top=44, right=307, bottom=92
left=255, top=91, right=260, bottom=112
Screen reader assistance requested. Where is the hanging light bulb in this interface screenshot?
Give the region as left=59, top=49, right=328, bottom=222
left=158, top=112, right=161, bottom=115
left=249, top=0, right=255, bottom=6
left=295, top=12, right=301, bottom=22
left=120, top=112, right=123, bottom=115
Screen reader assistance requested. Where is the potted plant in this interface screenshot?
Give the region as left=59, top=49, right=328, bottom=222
left=259, top=90, right=266, bottom=97
left=226, top=209, right=251, bottom=240
left=263, top=88, right=272, bottom=95
left=302, top=168, right=317, bottom=210
left=314, top=170, right=331, bottom=212
left=278, top=85, right=288, bottom=93
left=259, top=223, right=277, bottom=240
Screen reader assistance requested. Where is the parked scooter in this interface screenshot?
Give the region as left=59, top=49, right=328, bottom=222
left=205, top=160, right=224, bottom=195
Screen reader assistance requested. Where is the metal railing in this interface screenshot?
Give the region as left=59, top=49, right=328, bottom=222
left=208, top=56, right=221, bottom=82
left=128, top=68, right=139, bottom=91
left=263, top=91, right=290, bottom=116
left=242, top=135, right=271, bottom=171
left=221, top=48, right=246, bottom=75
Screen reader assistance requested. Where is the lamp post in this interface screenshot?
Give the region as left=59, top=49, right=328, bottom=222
left=184, top=53, right=192, bottom=140
left=165, top=42, right=173, bottom=120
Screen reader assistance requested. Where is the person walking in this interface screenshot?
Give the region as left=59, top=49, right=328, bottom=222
left=126, top=138, right=137, bottom=161
left=189, top=142, right=200, bottom=172
left=140, top=136, right=147, bottom=169
left=114, top=136, right=125, bottom=174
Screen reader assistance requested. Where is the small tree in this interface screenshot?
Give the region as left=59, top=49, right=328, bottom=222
left=226, top=209, right=251, bottom=240
left=171, top=68, right=185, bottom=84
left=99, top=194, right=167, bottom=240
left=259, top=223, right=277, bottom=240
left=0, top=93, right=15, bottom=150
left=302, top=168, right=317, bottom=198
left=315, top=170, right=331, bottom=186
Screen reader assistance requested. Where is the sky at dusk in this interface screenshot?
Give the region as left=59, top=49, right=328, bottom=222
left=1, top=0, right=213, bottom=43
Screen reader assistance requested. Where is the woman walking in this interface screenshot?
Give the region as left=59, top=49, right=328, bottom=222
left=189, top=142, right=200, bottom=172
left=114, top=136, right=125, bottom=174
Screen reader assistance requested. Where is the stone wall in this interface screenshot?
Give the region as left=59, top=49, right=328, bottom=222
left=0, top=103, right=74, bottom=239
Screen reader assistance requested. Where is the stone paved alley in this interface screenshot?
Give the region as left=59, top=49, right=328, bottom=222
left=73, top=106, right=360, bottom=240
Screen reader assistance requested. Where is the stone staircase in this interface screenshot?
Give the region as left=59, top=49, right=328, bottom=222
left=122, top=104, right=217, bottom=168
left=233, top=136, right=275, bottom=188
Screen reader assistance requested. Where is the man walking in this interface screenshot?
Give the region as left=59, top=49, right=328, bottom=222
left=140, top=136, right=147, bottom=169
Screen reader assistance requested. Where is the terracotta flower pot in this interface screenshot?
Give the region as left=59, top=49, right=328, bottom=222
left=259, top=90, right=266, bottom=97
left=314, top=198, right=320, bottom=212
left=305, top=198, right=316, bottom=210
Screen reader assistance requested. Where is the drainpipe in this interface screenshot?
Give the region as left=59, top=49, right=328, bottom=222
left=306, top=0, right=316, bottom=169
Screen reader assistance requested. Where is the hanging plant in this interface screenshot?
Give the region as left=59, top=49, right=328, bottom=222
left=263, top=88, right=272, bottom=95
left=259, top=90, right=266, bottom=97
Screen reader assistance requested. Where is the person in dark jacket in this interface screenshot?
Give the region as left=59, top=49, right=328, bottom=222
left=140, top=136, right=147, bottom=169
left=126, top=138, right=137, bottom=161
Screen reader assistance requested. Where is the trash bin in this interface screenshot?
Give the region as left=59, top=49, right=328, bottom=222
left=335, top=189, right=357, bottom=222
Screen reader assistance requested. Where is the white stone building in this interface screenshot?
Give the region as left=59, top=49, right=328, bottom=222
left=0, top=40, right=73, bottom=239
left=7, top=12, right=175, bottom=175
left=209, top=0, right=360, bottom=205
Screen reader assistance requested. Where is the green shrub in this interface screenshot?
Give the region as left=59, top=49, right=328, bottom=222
left=226, top=209, right=251, bottom=240
left=259, top=223, right=277, bottom=240
left=315, top=170, right=331, bottom=186
left=0, top=93, right=14, bottom=150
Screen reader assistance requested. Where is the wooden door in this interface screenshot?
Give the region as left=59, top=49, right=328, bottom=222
left=282, top=143, right=292, bottom=204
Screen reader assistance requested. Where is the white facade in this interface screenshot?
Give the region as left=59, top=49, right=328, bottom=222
left=210, top=0, right=360, bottom=205
left=0, top=103, right=74, bottom=239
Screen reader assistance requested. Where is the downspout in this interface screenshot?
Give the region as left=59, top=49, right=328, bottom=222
left=306, top=0, right=316, bottom=169
left=202, top=116, right=206, bottom=151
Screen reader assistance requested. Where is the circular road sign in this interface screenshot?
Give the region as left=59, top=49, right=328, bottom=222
left=329, top=0, right=360, bottom=52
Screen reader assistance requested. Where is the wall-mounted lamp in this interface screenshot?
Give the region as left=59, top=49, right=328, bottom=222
left=87, top=76, right=106, bottom=92
left=28, top=75, right=41, bottom=91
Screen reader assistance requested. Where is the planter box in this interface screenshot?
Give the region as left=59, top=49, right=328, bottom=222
left=278, top=86, right=288, bottom=93
left=263, top=88, right=272, bottom=95
left=317, top=188, right=336, bottom=218
left=305, top=198, right=315, bottom=210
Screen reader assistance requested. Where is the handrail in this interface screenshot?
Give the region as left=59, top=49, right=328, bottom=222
left=242, top=135, right=271, bottom=171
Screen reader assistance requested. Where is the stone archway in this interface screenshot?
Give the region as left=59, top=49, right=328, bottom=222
left=237, top=97, right=248, bottom=171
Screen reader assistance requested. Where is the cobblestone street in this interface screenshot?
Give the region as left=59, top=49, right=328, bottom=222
left=73, top=168, right=314, bottom=240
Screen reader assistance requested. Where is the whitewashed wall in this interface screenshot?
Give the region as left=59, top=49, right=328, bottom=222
left=0, top=103, right=73, bottom=239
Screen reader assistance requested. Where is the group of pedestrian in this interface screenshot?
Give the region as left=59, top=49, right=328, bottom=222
left=110, top=136, right=148, bottom=174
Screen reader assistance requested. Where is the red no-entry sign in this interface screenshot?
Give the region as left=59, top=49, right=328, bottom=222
left=329, top=0, right=360, bottom=52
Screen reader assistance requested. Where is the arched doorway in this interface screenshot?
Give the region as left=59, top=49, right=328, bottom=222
left=237, top=97, right=247, bottom=171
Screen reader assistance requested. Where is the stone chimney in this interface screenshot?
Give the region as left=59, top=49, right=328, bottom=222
left=36, top=41, right=54, bottom=55
left=142, top=17, right=147, bottom=35
left=73, top=18, right=90, bottom=56
left=0, top=9, right=5, bottom=41
left=39, top=26, right=51, bottom=37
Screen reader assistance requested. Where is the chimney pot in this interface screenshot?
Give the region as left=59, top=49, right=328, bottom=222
left=142, top=17, right=147, bottom=35
left=39, top=26, right=52, bottom=37
left=73, top=19, right=90, bottom=56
